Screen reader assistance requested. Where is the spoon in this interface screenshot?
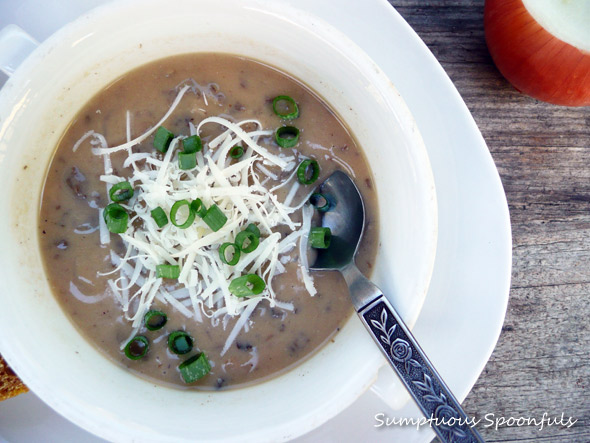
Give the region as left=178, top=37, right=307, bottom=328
left=311, top=171, right=485, bottom=443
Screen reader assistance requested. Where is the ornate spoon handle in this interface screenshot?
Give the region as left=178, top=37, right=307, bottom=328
left=343, top=265, right=485, bottom=443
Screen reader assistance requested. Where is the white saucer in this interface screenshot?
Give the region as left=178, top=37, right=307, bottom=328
left=0, top=0, right=511, bottom=442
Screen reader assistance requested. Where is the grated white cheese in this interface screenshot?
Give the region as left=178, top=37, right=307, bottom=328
left=91, top=84, right=192, bottom=156
left=79, top=86, right=321, bottom=353
left=197, top=116, right=292, bottom=168
left=241, top=346, right=259, bottom=373
left=70, top=281, right=108, bottom=304
left=220, top=299, right=260, bottom=356
left=98, top=208, right=110, bottom=245
left=298, top=204, right=317, bottom=297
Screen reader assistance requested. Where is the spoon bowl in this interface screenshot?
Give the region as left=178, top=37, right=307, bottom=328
left=311, top=171, right=365, bottom=271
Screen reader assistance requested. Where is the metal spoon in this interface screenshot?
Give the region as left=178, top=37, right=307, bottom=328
left=310, top=171, right=485, bottom=443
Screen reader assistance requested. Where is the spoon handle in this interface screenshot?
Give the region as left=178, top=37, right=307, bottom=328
left=343, top=266, right=485, bottom=443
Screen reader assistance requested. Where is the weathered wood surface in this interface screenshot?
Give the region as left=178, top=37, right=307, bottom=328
left=388, top=1, right=590, bottom=442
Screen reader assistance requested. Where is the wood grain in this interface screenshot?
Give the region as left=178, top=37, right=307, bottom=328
left=388, top=1, right=590, bottom=442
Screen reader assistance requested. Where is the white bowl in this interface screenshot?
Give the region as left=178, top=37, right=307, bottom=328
left=0, top=0, right=437, bottom=441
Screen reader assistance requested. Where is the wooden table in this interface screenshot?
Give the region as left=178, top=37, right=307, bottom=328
left=388, top=1, right=590, bottom=442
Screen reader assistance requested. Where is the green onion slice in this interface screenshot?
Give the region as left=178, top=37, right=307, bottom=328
left=103, top=203, right=128, bottom=234
left=168, top=331, right=193, bottom=355
left=156, top=264, right=181, bottom=279
left=230, top=145, right=244, bottom=159
left=179, top=353, right=211, bottom=383
left=228, top=274, right=266, bottom=297
left=183, top=135, right=202, bottom=154
left=309, top=226, right=331, bottom=249
left=202, top=204, right=227, bottom=232
left=109, top=181, right=134, bottom=202
left=297, top=159, right=320, bottom=185
left=235, top=230, right=259, bottom=253
left=124, top=335, right=149, bottom=360
left=219, top=242, right=241, bottom=266
left=245, top=223, right=260, bottom=237
left=275, top=126, right=300, bottom=148
left=170, top=199, right=195, bottom=229
left=272, top=95, right=299, bottom=120
left=179, top=151, right=197, bottom=170
left=154, top=126, right=174, bottom=153
left=150, top=206, right=168, bottom=228
left=191, top=199, right=207, bottom=218
left=144, top=310, right=168, bottom=331
left=310, top=193, right=330, bottom=212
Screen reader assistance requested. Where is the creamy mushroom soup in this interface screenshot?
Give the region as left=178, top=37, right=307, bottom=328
left=39, top=53, right=378, bottom=389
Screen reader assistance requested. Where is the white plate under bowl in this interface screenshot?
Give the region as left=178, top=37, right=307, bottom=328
left=0, top=0, right=511, bottom=442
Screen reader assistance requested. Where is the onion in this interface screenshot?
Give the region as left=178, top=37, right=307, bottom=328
left=485, top=0, right=590, bottom=106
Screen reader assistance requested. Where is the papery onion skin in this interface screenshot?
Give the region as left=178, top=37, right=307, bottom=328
left=484, top=0, right=590, bottom=106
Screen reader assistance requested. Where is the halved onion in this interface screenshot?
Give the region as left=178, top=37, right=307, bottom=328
left=485, top=0, right=590, bottom=106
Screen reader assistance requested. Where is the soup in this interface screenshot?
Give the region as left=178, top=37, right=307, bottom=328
left=39, top=53, right=378, bottom=389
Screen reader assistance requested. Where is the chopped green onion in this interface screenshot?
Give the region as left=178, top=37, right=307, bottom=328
left=124, top=335, right=149, bottom=360
left=170, top=199, right=195, bottom=229
left=103, top=203, right=128, bottom=234
left=191, top=198, right=207, bottom=218
left=275, top=126, right=300, bottom=148
left=168, top=331, right=194, bottom=355
left=183, top=135, right=202, bottom=153
left=109, top=181, right=134, bottom=202
left=309, top=227, right=331, bottom=249
left=179, top=151, right=197, bottom=170
left=272, top=95, right=299, bottom=120
left=144, top=310, right=167, bottom=331
left=150, top=206, right=168, bottom=228
left=235, top=230, right=259, bottom=253
left=310, top=193, right=330, bottom=212
left=153, top=126, right=174, bottom=153
left=228, top=274, right=266, bottom=297
left=156, top=264, right=181, bottom=279
left=202, top=204, right=227, bottom=232
left=179, top=353, right=211, bottom=383
left=297, top=159, right=320, bottom=185
left=230, top=145, right=244, bottom=159
left=245, top=223, right=260, bottom=237
left=219, top=242, right=241, bottom=266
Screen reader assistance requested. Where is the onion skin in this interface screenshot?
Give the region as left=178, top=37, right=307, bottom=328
left=484, top=0, right=590, bottom=106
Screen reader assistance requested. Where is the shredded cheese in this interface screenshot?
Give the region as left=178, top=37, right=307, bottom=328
left=74, top=83, right=320, bottom=353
